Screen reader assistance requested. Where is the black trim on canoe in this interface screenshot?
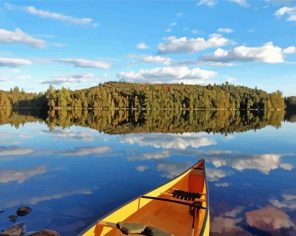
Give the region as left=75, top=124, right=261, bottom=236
left=78, top=159, right=206, bottom=236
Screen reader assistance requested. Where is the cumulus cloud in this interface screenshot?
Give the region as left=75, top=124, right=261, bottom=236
left=208, top=154, right=294, bottom=174
left=30, top=189, right=92, bottom=205
left=207, top=168, right=229, bottom=182
left=283, top=46, right=296, bottom=54
left=217, top=27, right=234, bottom=33
left=197, top=0, right=217, bottom=7
left=198, top=0, right=248, bottom=7
left=120, top=133, right=216, bottom=150
left=270, top=194, right=296, bottom=210
left=4, top=3, right=98, bottom=27
left=157, top=161, right=192, bottom=178
left=225, top=206, right=245, bottom=217
left=136, top=165, right=149, bottom=172
left=118, top=66, right=217, bottom=84
left=136, top=42, right=149, bottom=50
left=0, top=165, right=46, bottom=184
left=228, top=0, right=248, bottom=7
left=158, top=34, right=229, bottom=54
left=215, top=182, right=232, bottom=187
left=129, top=54, right=172, bottom=65
left=40, top=73, right=96, bottom=85
left=201, top=42, right=296, bottom=64
left=142, top=150, right=170, bottom=160
left=0, top=28, right=46, bottom=48
left=211, top=216, right=243, bottom=234
left=275, top=6, right=296, bottom=21
left=61, top=146, right=111, bottom=156
left=55, top=58, right=111, bottom=69
left=0, top=57, right=32, bottom=67
left=0, top=146, right=33, bottom=156
left=43, top=129, right=94, bottom=141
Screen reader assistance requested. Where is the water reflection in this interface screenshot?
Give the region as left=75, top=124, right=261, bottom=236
left=0, top=108, right=289, bottom=134
left=0, top=110, right=295, bottom=235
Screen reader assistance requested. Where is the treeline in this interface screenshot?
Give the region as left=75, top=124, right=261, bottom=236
left=45, top=109, right=285, bottom=134
left=44, top=82, right=285, bottom=111
left=0, top=87, right=47, bottom=110
left=0, top=82, right=287, bottom=111
left=2, top=109, right=293, bottom=134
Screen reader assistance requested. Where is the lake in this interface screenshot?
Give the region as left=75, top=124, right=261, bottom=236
left=0, top=109, right=295, bottom=235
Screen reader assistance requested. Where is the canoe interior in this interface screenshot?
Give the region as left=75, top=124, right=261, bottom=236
left=82, top=160, right=209, bottom=236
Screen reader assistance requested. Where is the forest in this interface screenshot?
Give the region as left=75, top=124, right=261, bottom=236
left=0, top=82, right=287, bottom=111
left=0, top=108, right=287, bottom=135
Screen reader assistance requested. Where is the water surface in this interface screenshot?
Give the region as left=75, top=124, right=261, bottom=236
left=0, top=110, right=295, bottom=235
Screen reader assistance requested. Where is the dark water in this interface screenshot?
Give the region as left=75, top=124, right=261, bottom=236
left=0, top=110, right=295, bottom=235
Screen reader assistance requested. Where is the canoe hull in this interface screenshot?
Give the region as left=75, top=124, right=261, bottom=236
left=81, top=160, right=209, bottom=236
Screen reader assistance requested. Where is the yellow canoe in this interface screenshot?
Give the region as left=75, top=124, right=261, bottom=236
left=81, top=159, right=209, bottom=236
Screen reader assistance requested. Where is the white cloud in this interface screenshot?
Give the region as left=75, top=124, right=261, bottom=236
left=0, top=57, right=32, bottom=67
left=44, top=129, right=94, bottom=141
left=208, top=154, right=294, bottom=174
left=211, top=216, right=243, bottom=234
left=136, top=42, right=149, bottom=50
left=228, top=0, right=248, bottom=7
left=207, top=168, right=229, bottom=182
left=198, top=0, right=217, bottom=7
left=215, top=182, right=231, bottom=187
left=118, top=66, right=217, bottom=84
left=56, top=58, right=111, bottom=69
left=275, top=6, right=296, bottom=21
left=217, top=27, right=234, bottom=34
left=136, top=165, right=149, bottom=172
left=225, top=206, right=245, bottom=217
left=0, top=28, right=45, bottom=48
left=40, top=73, right=96, bottom=85
left=4, top=3, right=97, bottom=27
left=158, top=34, right=229, bottom=54
left=283, top=46, right=296, bottom=54
left=198, top=0, right=248, bottom=7
left=157, top=161, right=192, bottom=178
left=121, top=133, right=216, bottom=150
left=0, top=146, right=33, bottom=156
left=0, top=165, right=46, bottom=184
left=142, top=150, right=170, bottom=160
left=270, top=193, right=296, bottom=210
left=129, top=54, right=172, bottom=65
left=30, top=189, right=92, bottom=205
left=202, top=42, right=288, bottom=64
left=61, top=146, right=111, bottom=156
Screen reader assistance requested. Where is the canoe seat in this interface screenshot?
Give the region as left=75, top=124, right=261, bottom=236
left=172, top=190, right=201, bottom=201
left=116, top=222, right=173, bottom=236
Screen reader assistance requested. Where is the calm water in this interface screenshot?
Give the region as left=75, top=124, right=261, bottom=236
left=0, top=110, right=295, bottom=235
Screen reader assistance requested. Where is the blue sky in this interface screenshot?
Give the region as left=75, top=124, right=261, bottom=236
left=0, top=0, right=295, bottom=95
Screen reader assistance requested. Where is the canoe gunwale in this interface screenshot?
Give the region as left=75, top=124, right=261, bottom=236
left=198, top=160, right=209, bottom=236
left=79, top=159, right=207, bottom=236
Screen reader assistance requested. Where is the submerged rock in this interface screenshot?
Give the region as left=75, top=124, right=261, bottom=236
left=0, top=222, right=26, bottom=236
left=26, top=229, right=60, bottom=236
left=8, top=215, right=17, bottom=223
left=16, top=207, right=32, bottom=217
left=246, top=205, right=295, bottom=231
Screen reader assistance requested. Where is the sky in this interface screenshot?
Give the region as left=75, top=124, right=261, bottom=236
left=0, top=0, right=295, bottom=96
